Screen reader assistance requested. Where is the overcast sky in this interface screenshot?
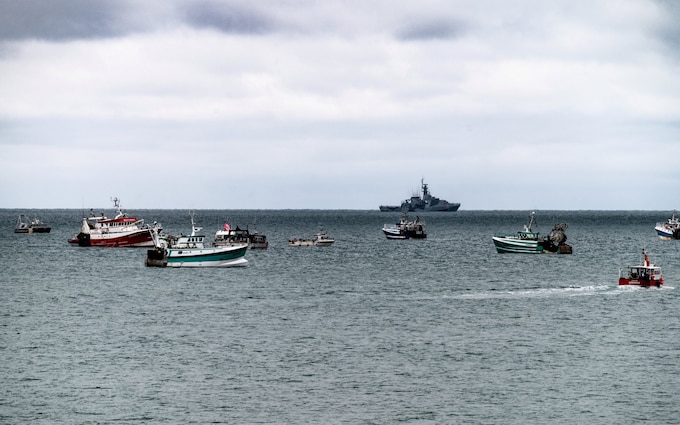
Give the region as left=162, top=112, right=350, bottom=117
left=0, top=0, right=678, bottom=210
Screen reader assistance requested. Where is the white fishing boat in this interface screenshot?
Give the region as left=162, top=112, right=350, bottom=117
left=382, top=215, right=426, bottom=239
left=68, top=197, right=161, bottom=247
left=146, top=214, right=248, bottom=268
left=654, top=210, right=680, bottom=240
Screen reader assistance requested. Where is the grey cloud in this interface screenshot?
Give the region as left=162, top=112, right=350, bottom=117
left=397, top=19, right=468, bottom=41
left=0, top=0, right=131, bottom=41
left=655, top=0, right=680, bottom=56
left=181, top=1, right=273, bottom=35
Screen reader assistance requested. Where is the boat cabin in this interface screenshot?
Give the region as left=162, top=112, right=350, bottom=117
left=516, top=230, right=540, bottom=240
left=174, top=234, right=205, bottom=249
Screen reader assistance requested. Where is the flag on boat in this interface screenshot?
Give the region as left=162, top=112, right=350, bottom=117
left=224, top=223, right=231, bottom=231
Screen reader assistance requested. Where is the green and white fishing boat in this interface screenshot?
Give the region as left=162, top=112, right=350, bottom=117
left=492, top=211, right=572, bottom=254
left=146, top=213, right=248, bottom=268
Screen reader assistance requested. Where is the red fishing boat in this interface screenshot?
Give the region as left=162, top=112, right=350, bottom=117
left=68, top=197, right=162, bottom=247
left=619, top=250, right=664, bottom=287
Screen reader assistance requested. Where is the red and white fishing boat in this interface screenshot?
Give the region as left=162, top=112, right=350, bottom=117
left=68, top=197, right=162, bottom=247
left=619, top=250, right=664, bottom=287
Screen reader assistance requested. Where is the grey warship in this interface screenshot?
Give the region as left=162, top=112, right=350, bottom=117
left=380, top=179, right=461, bottom=212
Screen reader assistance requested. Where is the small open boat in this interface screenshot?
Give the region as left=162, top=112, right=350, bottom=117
left=619, top=250, right=664, bottom=287
left=288, top=231, right=335, bottom=247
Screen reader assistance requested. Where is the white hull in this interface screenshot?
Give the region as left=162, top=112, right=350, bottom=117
left=383, top=228, right=407, bottom=239
left=492, top=236, right=542, bottom=254
left=655, top=225, right=678, bottom=240
left=165, top=244, right=248, bottom=268
left=166, top=256, right=248, bottom=268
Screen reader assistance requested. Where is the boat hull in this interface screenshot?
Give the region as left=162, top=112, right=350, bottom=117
left=411, top=203, right=460, bottom=212
left=288, top=239, right=334, bottom=246
left=384, top=230, right=427, bottom=239
left=492, top=236, right=543, bottom=254
left=383, top=229, right=408, bottom=239
left=68, top=230, right=154, bottom=247
left=381, top=204, right=461, bottom=212
left=655, top=226, right=680, bottom=240
left=15, top=226, right=51, bottom=234
left=618, top=277, right=664, bottom=287
left=492, top=236, right=571, bottom=254
left=288, top=239, right=315, bottom=246
left=164, top=245, right=248, bottom=268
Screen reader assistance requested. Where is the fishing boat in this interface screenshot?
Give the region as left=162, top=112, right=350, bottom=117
left=492, top=211, right=572, bottom=254
left=214, top=223, right=268, bottom=249
left=14, top=215, right=51, bottom=233
left=619, top=250, right=664, bottom=287
left=288, top=231, right=335, bottom=247
left=654, top=210, right=680, bottom=240
left=382, top=215, right=426, bottom=239
left=146, top=214, right=248, bottom=268
left=68, top=197, right=162, bottom=247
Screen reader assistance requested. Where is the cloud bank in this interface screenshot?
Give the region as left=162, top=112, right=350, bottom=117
left=0, top=0, right=678, bottom=209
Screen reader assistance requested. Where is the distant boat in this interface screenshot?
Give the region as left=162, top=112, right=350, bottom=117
left=654, top=210, right=680, bottom=240
left=214, top=223, right=268, bottom=249
left=619, top=250, right=664, bottom=287
left=288, top=231, right=335, bottom=247
left=68, top=197, right=162, bottom=247
left=382, top=214, right=427, bottom=239
left=146, top=214, right=248, bottom=268
left=492, top=211, right=572, bottom=254
left=380, top=179, right=460, bottom=212
left=14, top=214, right=51, bottom=233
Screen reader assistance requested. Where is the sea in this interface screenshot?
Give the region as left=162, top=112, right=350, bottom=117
left=2, top=209, right=680, bottom=424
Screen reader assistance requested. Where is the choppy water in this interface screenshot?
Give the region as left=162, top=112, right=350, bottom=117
left=2, top=209, right=680, bottom=424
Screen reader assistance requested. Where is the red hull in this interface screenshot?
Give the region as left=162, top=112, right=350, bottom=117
left=68, top=230, right=154, bottom=247
left=618, top=278, right=664, bottom=287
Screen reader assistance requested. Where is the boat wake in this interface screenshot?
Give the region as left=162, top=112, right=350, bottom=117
left=451, top=283, right=674, bottom=300
left=452, top=284, right=614, bottom=300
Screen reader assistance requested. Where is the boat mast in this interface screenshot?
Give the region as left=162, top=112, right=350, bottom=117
left=189, top=211, right=202, bottom=236
left=524, top=211, right=537, bottom=232
left=111, top=197, right=126, bottom=219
